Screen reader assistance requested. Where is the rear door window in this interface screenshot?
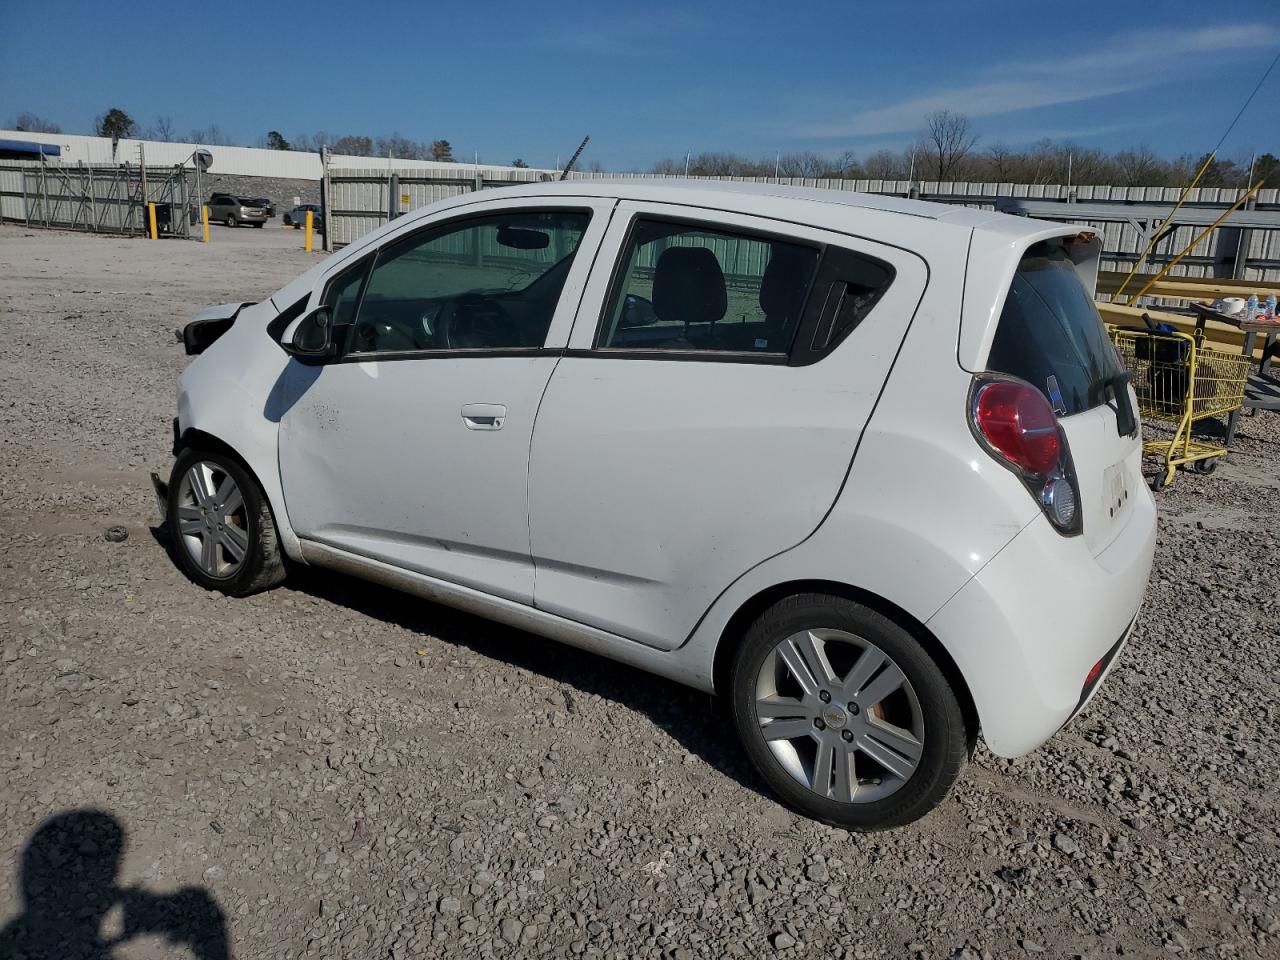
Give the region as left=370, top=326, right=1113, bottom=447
left=986, top=240, right=1122, bottom=415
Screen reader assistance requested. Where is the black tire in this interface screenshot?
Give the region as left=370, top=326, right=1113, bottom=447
left=224, top=216, right=236, bottom=228
left=166, top=447, right=286, bottom=596
left=729, top=593, right=968, bottom=831
left=252, top=221, right=264, bottom=228
left=1190, top=458, right=1218, bottom=475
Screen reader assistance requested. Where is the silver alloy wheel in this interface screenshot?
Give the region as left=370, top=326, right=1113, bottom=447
left=753, top=628, right=925, bottom=804
left=175, top=461, right=249, bottom=579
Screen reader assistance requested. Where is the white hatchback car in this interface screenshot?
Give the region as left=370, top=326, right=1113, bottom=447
left=160, top=180, right=1156, bottom=829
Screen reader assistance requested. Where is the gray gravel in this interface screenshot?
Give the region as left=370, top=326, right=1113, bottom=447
left=1, top=223, right=1278, bottom=959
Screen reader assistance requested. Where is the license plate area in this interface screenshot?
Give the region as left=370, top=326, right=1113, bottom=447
left=1104, top=462, right=1130, bottom=521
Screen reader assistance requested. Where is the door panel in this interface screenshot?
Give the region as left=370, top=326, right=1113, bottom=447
left=529, top=202, right=929, bottom=649
left=280, top=356, right=558, bottom=602
left=278, top=200, right=612, bottom=603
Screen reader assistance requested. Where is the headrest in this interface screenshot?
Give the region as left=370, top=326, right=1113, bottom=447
left=760, top=244, right=813, bottom=321
left=653, top=247, right=727, bottom=327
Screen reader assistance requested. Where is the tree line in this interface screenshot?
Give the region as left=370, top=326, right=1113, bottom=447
left=656, top=110, right=1277, bottom=188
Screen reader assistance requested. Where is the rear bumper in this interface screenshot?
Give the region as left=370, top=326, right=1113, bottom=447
left=926, top=486, right=1156, bottom=757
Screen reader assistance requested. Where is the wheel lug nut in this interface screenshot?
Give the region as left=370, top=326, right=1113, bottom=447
left=847, top=703, right=860, bottom=716
left=814, top=718, right=825, bottom=730
left=819, top=691, right=831, bottom=703
left=841, top=730, right=853, bottom=742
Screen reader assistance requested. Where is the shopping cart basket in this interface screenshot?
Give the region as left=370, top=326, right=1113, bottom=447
left=1110, top=326, right=1251, bottom=489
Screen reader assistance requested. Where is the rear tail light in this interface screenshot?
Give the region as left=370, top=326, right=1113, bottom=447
left=970, top=375, right=1082, bottom=535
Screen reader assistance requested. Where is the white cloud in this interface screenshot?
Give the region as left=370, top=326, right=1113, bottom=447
left=778, top=24, right=1280, bottom=141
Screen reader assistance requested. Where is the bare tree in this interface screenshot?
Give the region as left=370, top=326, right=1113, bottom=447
left=190, top=124, right=231, bottom=146
left=862, top=149, right=906, bottom=179
left=147, top=115, right=176, bottom=141
left=832, top=150, right=860, bottom=179
left=923, top=109, right=978, bottom=181
left=376, top=133, right=426, bottom=159
left=985, top=142, right=1017, bottom=182
left=1114, top=146, right=1161, bottom=185
left=331, top=135, right=374, bottom=156
left=11, top=112, right=61, bottom=133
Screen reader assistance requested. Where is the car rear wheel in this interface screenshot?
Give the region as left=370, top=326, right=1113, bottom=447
left=730, top=594, right=968, bottom=830
left=252, top=221, right=264, bottom=228
left=166, top=448, right=286, bottom=596
left=224, top=216, right=236, bottom=228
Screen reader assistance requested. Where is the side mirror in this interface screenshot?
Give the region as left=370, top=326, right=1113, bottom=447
left=281, top=306, right=335, bottom=363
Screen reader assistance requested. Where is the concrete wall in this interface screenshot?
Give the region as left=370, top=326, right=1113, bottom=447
left=198, top=174, right=319, bottom=215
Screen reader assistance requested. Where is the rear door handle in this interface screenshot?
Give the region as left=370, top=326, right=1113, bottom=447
left=461, top=403, right=506, bottom=430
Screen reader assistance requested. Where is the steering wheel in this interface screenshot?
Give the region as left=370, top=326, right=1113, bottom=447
left=436, top=293, right=515, bottom=349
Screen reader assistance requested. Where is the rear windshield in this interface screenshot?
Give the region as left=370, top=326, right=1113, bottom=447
left=986, top=240, right=1121, bottom=416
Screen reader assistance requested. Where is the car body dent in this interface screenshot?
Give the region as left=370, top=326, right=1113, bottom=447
left=177, top=298, right=304, bottom=560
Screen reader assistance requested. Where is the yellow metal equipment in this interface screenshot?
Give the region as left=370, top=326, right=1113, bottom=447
left=305, top=210, right=314, bottom=252
left=1111, top=327, right=1251, bottom=489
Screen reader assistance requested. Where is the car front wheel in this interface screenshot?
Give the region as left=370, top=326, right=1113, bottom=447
left=224, top=216, right=236, bottom=227
left=730, top=594, right=968, bottom=830
left=166, top=448, right=286, bottom=596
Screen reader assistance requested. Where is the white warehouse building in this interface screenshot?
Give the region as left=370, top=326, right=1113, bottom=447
left=0, top=129, right=551, bottom=179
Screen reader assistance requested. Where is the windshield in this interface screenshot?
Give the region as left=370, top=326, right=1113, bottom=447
left=986, top=241, right=1122, bottom=416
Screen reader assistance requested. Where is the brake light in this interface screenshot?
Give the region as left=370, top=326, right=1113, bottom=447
left=973, top=381, right=1060, bottom=474
left=970, top=376, right=1081, bottom=536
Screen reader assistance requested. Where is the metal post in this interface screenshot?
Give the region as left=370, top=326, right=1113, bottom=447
left=39, top=154, right=50, bottom=227
left=320, top=146, right=332, bottom=252
left=202, top=204, right=210, bottom=242
left=148, top=202, right=158, bottom=240
left=20, top=166, right=30, bottom=226
left=389, top=173, right=399, bottom=220
left=1232, top=155, right=1257, bottom=280
left=86, top=162, right=97, bottom=231
left=139, top=144, right=148, bottom=235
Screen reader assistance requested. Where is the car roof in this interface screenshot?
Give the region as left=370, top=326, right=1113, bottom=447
left=468, top=178, right=1058, bottom=240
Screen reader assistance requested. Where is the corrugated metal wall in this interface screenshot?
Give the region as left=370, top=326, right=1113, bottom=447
left=0, top=160, right=192, bottom=235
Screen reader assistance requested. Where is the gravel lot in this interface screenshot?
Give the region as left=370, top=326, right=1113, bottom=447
left=1, top=223, right=1278, bottom=960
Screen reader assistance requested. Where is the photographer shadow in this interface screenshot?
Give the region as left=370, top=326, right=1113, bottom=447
left=0, top=809, right=229, bottom=960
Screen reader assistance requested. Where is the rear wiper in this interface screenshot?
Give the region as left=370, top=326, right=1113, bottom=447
left=1107, top=372, right=1137, bottom=437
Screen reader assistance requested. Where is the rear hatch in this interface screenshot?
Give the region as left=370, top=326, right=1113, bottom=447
left=985, top=239, right=1141, bottom=555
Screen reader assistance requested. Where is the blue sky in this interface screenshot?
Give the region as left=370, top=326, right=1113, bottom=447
left=1, top=0, right=1277, bottom=169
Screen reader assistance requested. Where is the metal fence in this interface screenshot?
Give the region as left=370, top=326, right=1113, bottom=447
left=0, top=158, right=195, bottom=237
left=322, top=166, right=1280, bottom=285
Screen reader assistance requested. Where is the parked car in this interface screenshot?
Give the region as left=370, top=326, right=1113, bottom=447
left=242, top=197, right=275, bottom=218
left=206, top=195, right=268, bottom=228
left=158, top=181, right=1156, bottom=830
left=283, top=204, right=324, bottom=231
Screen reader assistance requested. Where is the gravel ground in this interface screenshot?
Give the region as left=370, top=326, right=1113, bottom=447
left=1, top=224, right=1278, bottom=960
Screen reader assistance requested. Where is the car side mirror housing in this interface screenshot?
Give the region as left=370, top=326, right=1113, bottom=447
left=281, top=306, right=335, bottom=363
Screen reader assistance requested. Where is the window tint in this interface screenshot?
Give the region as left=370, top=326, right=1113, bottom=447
left=599, top=219, right=819, bottom=353
left=348, top=211, right=590, bottom=354
left=987, top=240, right=1122, bottom=415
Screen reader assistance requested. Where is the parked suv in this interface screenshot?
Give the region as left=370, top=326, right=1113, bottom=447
left=159, top=181, right=1156, bottom=829
left=207, top=194, right=267, bottom=228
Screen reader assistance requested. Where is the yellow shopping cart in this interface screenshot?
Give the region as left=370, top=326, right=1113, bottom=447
left=1110, top=325, right=1251, bottom=489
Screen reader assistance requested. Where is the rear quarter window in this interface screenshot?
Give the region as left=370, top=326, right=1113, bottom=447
left=986, top=241, right=1121, bottom=415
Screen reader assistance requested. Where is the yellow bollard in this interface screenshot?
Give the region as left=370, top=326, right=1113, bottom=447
left=201, top=205, right=210, bottom=243
left=147, top=202, right=158, bottom=240
left=305, top=210, right=314, bottom=252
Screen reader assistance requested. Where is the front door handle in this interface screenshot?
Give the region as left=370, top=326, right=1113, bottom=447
left=461, top=403, right=506, bottom=430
